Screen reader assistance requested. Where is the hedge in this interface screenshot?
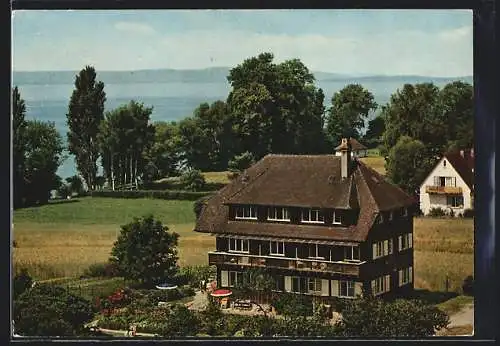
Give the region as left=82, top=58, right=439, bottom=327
left=89, top=190, right=213, bottom=201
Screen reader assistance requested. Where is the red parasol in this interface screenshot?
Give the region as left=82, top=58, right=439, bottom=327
left=210, top=289, right=232, bottom=297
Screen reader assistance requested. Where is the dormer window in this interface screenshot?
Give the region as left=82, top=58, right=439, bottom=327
left=235, top=206, right=257, bottom=220
left=302, top=209, right=324, bottom=224
left=268, top=207, right=290, bottom=222
left=332, top=211, right=342, bottom=225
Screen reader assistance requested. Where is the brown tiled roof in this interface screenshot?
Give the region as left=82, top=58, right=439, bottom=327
left=194, top=154, right=414, bottom=242
left=335, top=137, right=367, bottom=151
left=444, top=150, right=474, bottom=189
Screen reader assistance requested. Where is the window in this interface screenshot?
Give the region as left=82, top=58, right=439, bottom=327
left=401, top=207, right=408, bottom=217
left=270, top=241, right=285, bottom=256
left=388, top=211, right=393, bottom=221
left=378, top=213, right=384, bottom=224
left=229, top=238, right=249, bottom=253
left=372, top=275, right=390, bottom=295
left=308, top=278, right=322, bottom=293
left=268, top=207, right=290, bottom=221
left=291, top=277, right=307, bottom=293
left=275, top=275, right=284, bottom=291
left=228, top=271, right=244, bottom=287
left=373, top=240, right=392, bottom=259
left=344, top=246, right=360, bottom=261
left=447, top=196, right=464, bottom=208
left=398, top=233, right=413, bottom=251
left=443, top=160, right=447, bottom=167
left=235, top=206, right=257, bottom=220
left=308, top=244, right=324, bottom=259
left=399, top=267, right=413, bottom=286
left=434, top=176, right=456, bottom=187
left=333, top=211, right=342, bottom=225
left=301, top=209, right=324, bottom=223
left=339, top=280, right=355, bottom=297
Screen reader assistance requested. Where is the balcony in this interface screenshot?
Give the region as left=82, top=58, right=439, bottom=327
left=208, top=251, right=363, bottom=276
left=425, top=185, right=463, bottom=194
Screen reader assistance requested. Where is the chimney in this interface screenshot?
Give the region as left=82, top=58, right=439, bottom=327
left=460, top=150, right=464, bottom=158
left=337, top=138, right=352, bottom=180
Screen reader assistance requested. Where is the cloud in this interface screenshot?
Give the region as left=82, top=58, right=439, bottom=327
left=114, top=21, right=156, bottom=35
left=438, top=25, right=472, bottom=42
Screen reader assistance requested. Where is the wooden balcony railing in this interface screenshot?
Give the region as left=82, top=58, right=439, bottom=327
left=425, top=185, right=463, bottom=194
left=208, top=252, right=363, bottom=276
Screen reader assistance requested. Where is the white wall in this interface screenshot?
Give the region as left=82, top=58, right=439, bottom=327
left=419, top=157, right=472, bottom=216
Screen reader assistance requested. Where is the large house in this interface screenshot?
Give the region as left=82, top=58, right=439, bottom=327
left=334, top=138, right=368, bottom=158
left=194, top=139, right=415, bottom=302
left=419, top=149, right=474, bottom=216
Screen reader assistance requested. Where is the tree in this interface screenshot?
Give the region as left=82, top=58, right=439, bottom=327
left=98, top=101, right=155, bottom=189
left=66, top=175, right=84, bottom=196
left=145, top=121, right=182, bottom=179
left=179, top=168, right=206, bottom=192
left=385, top=136, right=431, bottom=195
left=23, top=120, right=65, bottom=205
left=438, top=81, right=474, bottom=149
left=178, top=101, right=236, bottom=171
left=228, top=151, right=255, bottom=173
left=67, top=66, right=106, bottom=191
left=226, top=53, right=327, bottom=159
left=382, top=83, right=445, bottom=158
left=13, top=284, right=95, bottom=336
left=362, top=114, right=386, bottom=149
left=110, top=215, right=179, bottom=287
left=336, top=296, right=449, bottom=337
left=234, top=268, right=275, bottom=314
left=12, top=87, right=28, bottom=208
left=325, top=84, right=378, bottom=147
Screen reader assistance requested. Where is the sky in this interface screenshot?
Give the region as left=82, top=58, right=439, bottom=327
left=12, top=10, right=473, bottom=76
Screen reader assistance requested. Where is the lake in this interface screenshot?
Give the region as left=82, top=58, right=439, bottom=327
left=15, top=76, right=460, bottom=178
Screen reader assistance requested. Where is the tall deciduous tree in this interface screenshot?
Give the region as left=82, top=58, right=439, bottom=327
left=325, top=84, right=378, bottom=147
left=145, top=121, right=182, bottom=179
left=227, top=53, right=327, bottom=159
left=23, top=120, right=65, bottom=205
left=98, top=101, right=154, bottom=189
left=385, top=136, right=429, bottom=195
left=12, top=87, right=27, bottom=208
left=67, top=66, right=106, bottom=191
left=110, top=215, right=179, bottom=287
left=362, top=115, right=385, bottom=149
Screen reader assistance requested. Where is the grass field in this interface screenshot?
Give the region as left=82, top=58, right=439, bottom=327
left=13, top=198, right=473, bottom=294
left=359, top=156, right=386, bottom=175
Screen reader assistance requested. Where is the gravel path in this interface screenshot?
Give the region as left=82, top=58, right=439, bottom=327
left=448, top=303, right=474, bottom=328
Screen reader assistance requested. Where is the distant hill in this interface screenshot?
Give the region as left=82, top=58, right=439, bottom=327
left=12, top=68, right=472, bottom=86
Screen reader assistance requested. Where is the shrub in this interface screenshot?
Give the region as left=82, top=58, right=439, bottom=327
left=179, top=169, right=206, bottom=192
left=193, top=195, right=212, bottom=220
left=13, top=268, right=33, bottom=300
left=228, top=152, right=255, bottom=173
left=91, top=189, right=211, bottom=201
left=462, top=275, right=474, bottom=296
left=428, top=207, right=446, bottom=217
left=13, top=284, right=95, bottom=336
left=110, top=215, right=179, bottom=287
left=271, top=293, right=313, bottom=317
left=175, top=265, right=216, bottom=289
left=82, top=262, right=121, bottom=278
left=160, top=305, right=200, bottom=337
left=463, top=209, right=474, bottom=218
left=336, top=297, right=449, bottom=337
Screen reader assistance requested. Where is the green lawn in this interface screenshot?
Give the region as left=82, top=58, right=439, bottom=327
left=13, top=197, right=214, bottom=280
left=13, top=197, right=195, bottom=225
